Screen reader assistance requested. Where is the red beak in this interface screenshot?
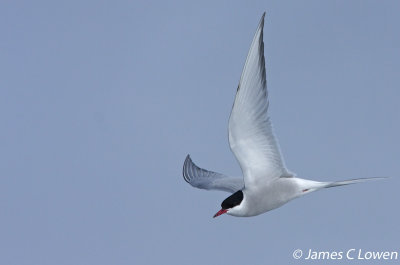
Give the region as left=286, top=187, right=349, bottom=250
left=213, top=208, right=228, bottom=218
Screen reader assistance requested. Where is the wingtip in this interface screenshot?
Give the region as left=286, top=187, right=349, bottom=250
left=183, top=155, right=191, bottom=183
left=257, top=12, right=266, bottom=32
left=261, top=12, right=266, bottom=23
left=183, top=154, right=196, bottom=183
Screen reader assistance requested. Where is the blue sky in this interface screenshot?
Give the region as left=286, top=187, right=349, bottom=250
left=1, top=1, right=399, bottom=264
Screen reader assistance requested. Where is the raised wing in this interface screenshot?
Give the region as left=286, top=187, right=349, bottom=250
left=228, top=13, right=293, bottom=188
left=183, top=155, right=244, bottom=193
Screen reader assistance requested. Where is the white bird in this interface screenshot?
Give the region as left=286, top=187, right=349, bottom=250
left=183, top=12, right=385, bottom=218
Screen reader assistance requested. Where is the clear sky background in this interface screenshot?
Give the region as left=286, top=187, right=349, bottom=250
left=1, top=1, right=399, bottom=264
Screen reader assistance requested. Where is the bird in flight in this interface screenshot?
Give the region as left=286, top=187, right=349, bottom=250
left=183, top=12, right=384, bottom=218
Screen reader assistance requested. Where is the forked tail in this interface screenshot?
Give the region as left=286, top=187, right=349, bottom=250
left=323, top=177, right=387, bottom=188
left=297, top=177, right=387, bottom=194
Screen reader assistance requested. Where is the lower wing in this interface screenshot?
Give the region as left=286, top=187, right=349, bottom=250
left=182, top=155, right=244, bottom=193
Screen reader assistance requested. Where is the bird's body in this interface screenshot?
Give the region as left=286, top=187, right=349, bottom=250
left=183, top=13, right=384, bottom=218
left=229, top=177, right=300, bottom=217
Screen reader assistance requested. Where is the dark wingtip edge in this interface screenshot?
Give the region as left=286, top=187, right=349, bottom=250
left=260, top=12, right=266, bottom=27
left=183, top=154, right=192, bottom=183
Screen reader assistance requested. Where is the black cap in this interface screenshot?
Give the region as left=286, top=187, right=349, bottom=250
left=221, top=190, right=243, bottom=209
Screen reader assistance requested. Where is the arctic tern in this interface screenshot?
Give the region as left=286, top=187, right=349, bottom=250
left=183, top=12, right=384, bottom=218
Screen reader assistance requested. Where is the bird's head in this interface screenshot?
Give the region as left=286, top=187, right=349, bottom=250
left=213, top=190, right=244, bottom=218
